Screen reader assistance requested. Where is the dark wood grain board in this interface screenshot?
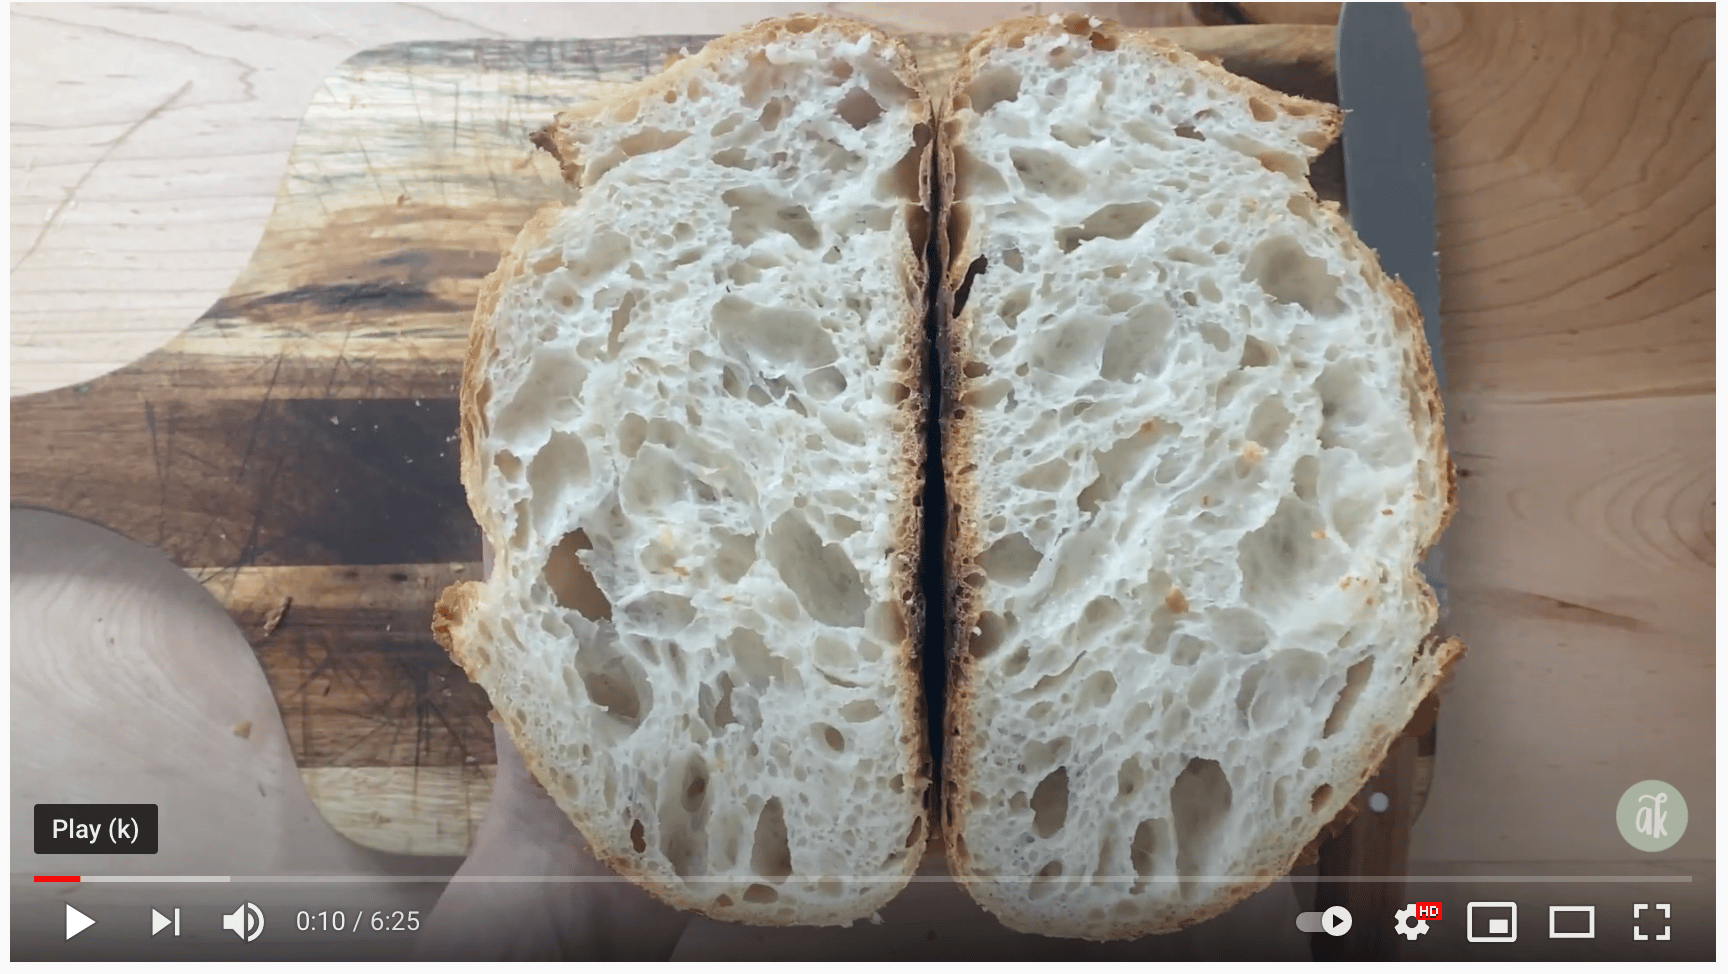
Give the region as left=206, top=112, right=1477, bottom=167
left=13, top=26, right=1412, bottom=862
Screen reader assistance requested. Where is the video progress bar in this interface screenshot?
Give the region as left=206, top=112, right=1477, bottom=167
left=33, top=875, right=1696, bottom=884
left=34, top=876, right=231, bottom=884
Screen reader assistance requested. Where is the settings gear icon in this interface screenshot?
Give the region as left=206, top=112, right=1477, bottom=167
left=1394, top=904, right=1431, bottom=940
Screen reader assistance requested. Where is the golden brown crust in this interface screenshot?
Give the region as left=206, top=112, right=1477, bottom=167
left=936, top=13, right=1463, bottom=940
left=434, top=14, right=936, bottom=926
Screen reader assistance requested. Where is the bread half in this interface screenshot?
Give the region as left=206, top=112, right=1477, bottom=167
left=937, top=15, right=1464, bottom=939
left=434, top=16, right=934, bottom=926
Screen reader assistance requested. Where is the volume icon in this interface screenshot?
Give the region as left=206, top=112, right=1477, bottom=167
left=222, top=902, right=265, bottom=942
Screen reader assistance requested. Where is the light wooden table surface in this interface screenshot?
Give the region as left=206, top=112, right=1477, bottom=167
left=11, top=1, right=1715, bottom=955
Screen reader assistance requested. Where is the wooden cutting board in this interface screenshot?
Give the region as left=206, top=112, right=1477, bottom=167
left=11, top=25, right=1354, bottom=856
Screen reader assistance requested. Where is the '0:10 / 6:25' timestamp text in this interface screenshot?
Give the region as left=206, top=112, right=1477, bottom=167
left=296, top=910, right=420, bottom=933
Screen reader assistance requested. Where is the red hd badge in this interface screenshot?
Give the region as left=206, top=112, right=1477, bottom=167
left=1415, top=903, right=1443, bottom=921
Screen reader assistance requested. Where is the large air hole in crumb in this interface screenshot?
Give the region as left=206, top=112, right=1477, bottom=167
left=713, top=295, right=836, bottom=368
left=527, top=431, right=589, bottom=519
left=1210, top=607, right=1272, bottom=655
left=970, top=610, right=1008, bottom=660
left=816, top=723, right=846, bottom=752
left=1078, top=422, right=1168, bottom=515
left=1171, top=758, right=1232, bottom=892
left=1238, top=495, right=1329, bottom=604
left=1077, top=670, right=1117, bottom=708
left=873, top=137, right=920, bottom=202
left=621, top=592, right=695, bottom=636
left=1243, top=234, right=1344, bottom=316
left=660, top=753, right=712, bottom=877
left=1015, top=457, right=1070, bottom=492
left=607, top=292, right=639, bottom=357
left=1241, top=334, right=1276, bottom=368
left=1029, top=315, right=1112, bottom=377
left=714, top=530, right=758, bottom=583
left=1100, top=300, right=1175, bottom=382
left=758, top=95, right=791, bottom=132
left=1292, top=454, right=1319, bottom=502
left=1331, top=493, right=1376, bottom=546
left=1199, top=320, right=1231, bottom=352
left=1031, top=768, right=1070, bottom=838
left=1075, top=596, right=1124, bottom=645
left=1143, top=611, right=1179, bottom=657
left=1246, top=398, right=1294, bottom=451
left=712, top=147, right=751, bottom=169
left=1129, top=818, right=1170, bottom=893
left=1117, top=755, right=1150, bottom=801
left=804, top=366, right=848, bottom=401
left=1027, top=860, right=1064, bottom=900
left=1010, top=146, right=1085, bottom=197
left=1056, top=201, right=1161, bottom=253
left=1186, top=660, right=1224, bottom=708
left=835, top=86, right=884, bottom=129
left=951, top=144, right=1007, bottom=198
left=840, top=700, right=880, bottom=723
left=1311, top=783, right=1333, bottom=812
left=492, top=351, right=588, bottom=445
left=1258, top=151, right=1304, bottom=178
left=547, top=529, right=611, bottom=621
left=698, top=672, right=738, bottom=730
left=964, top=64, right=1022, bottom=114
left=1323, top=657, right=1375, bottom=738
left=976, top=532, right=1043, bottom=588
left=724, top=628, right=786, bottom=687
left=997, top=288, right=1031, bottom=328
left=724, top=188, right=821, bottom=250
left=1051, top=119, right=1099, bottom=148
left=619, top=126, right=688, bottom=157
left=765, top=512, right=868, bottom=627
left=1236, top=649, right=1327, bottom=731
left=1315, top=362, right=1371, bottom=450
left=750, top=798, right=793, bottom=882
left=573, top=641, right=649, bottom=727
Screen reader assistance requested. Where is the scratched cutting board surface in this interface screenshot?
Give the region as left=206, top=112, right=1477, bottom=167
left=12, top=26, right=1355, bottom=856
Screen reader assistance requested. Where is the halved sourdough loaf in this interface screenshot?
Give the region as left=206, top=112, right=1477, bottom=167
left=936, top=15, right=1464, bottom=939
left=433, top=16, right=935, bottom=926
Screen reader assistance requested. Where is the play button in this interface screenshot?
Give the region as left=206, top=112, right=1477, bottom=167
left=1297, top=905, right=1354, bottom=937
left=65, top=904, right=96, bottom=941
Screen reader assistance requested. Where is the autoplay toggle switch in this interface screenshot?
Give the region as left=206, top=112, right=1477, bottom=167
left=1297, top=906, right=1354, bottom=937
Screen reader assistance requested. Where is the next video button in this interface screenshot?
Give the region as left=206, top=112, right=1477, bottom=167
left=34, top=804, right=158, bottom=855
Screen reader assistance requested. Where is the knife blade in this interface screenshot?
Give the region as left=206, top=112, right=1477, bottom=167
left=1335, top=1, right=1448, bottom=618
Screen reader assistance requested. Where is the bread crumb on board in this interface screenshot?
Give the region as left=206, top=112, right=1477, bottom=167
left=259, top=596, right=292, bottom=638
left=232, top=721, right=252, bottom=739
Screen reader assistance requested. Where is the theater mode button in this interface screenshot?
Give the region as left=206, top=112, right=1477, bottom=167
left=1297, top=906, right=1353, bottom=936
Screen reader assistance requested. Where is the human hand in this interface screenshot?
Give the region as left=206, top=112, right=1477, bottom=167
left=411, top=721, right=694, bottom=960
